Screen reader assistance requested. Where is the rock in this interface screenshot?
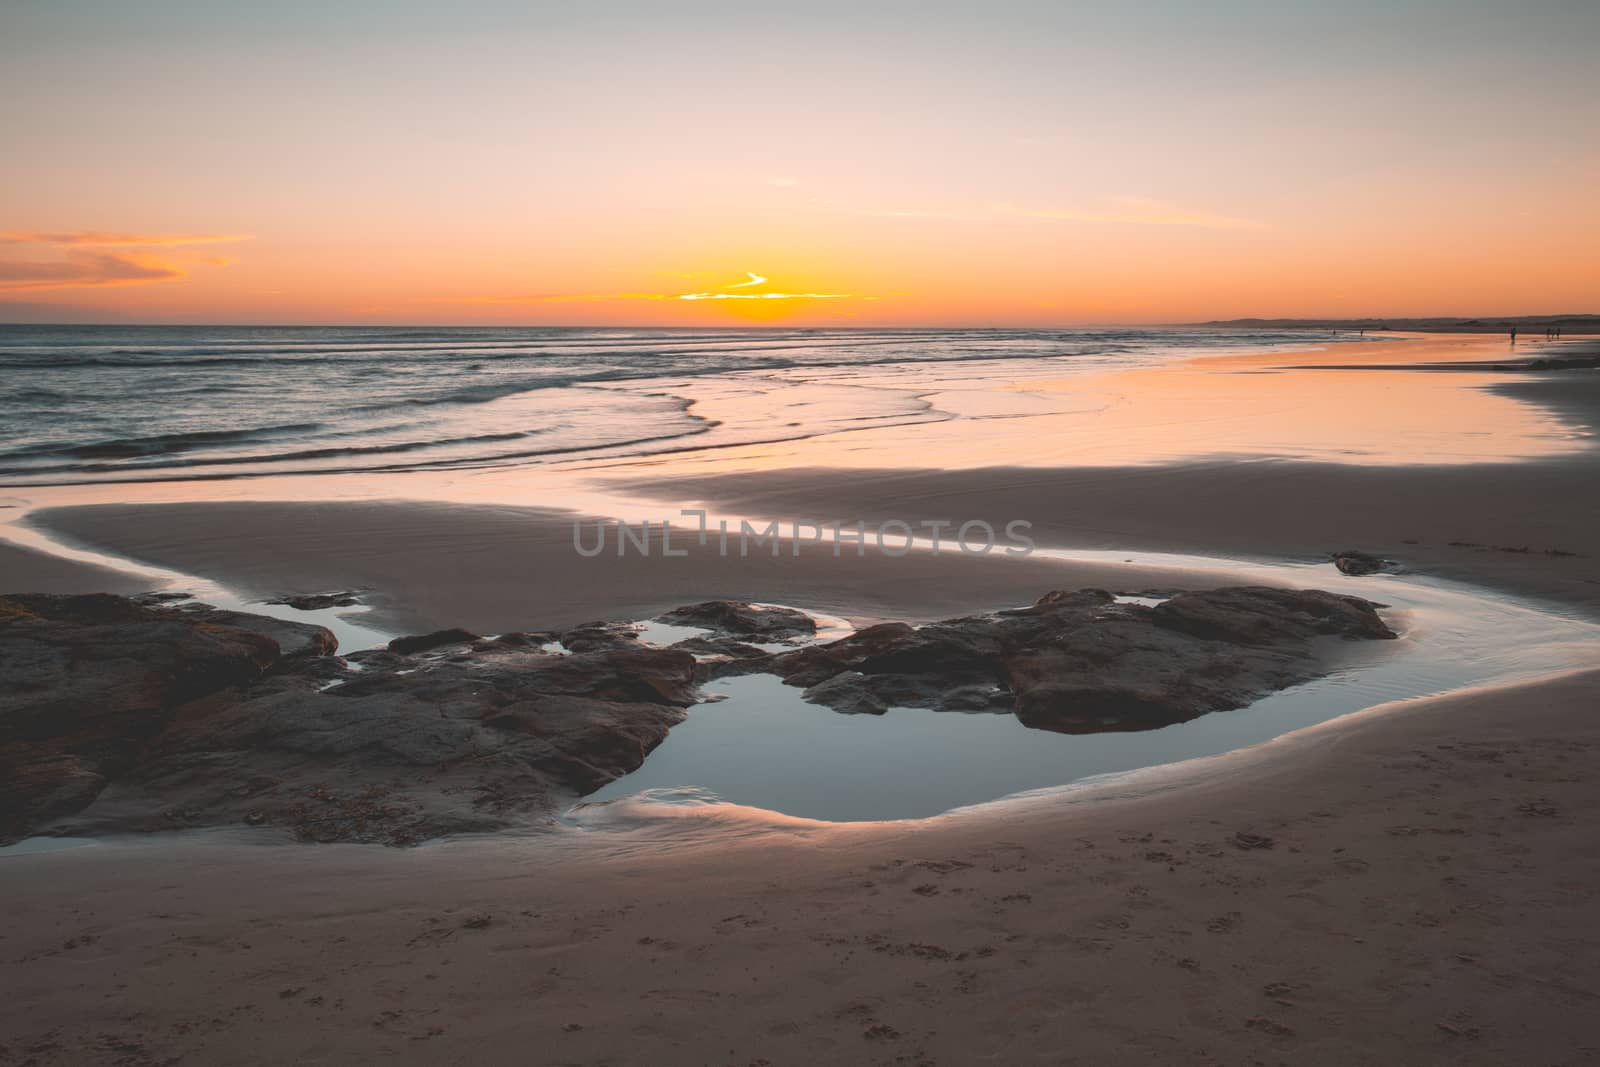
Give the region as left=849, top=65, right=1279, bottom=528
left=801, top=672, right=890, bottom=716
left=133, top=591, right=194, bottom=605
left=0, top=594, right=283, bottom=841
left=53, top=639, right=698, bottom=844
left=727, top=587, right=1395, bottom=734
left=387, top=628, right=479, bottom=655
left=1151, top=586, right=1396, bottom=644
left=668, top=635, right=777, bottom=681
left=1, top=595, right=702, bottom=845
left=557, top=621, right=643, bottom=654
left=656, top=600, right=816, bottom=640
left=1331, top=551, right=1391, bottom=576
left=174, top=604, right=337, bottom=658
left=0, top=585, right=1399, bottom=846
left=266, top=590, right=362, bottom=610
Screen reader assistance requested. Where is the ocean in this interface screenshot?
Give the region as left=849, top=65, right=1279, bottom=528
left=0, top=324, right=1350, bottom=486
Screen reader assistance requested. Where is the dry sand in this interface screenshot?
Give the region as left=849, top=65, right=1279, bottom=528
left=4, top=667, right=1596, bottom=1065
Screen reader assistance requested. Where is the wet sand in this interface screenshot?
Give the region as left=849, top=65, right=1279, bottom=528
left=0, top=540, right=152, bottom=596
left=615, top=457, right=1600, bottom=615
left=4, top=667, right=1597, bottom=1064
left=19, top=500, right=1237, bottom=634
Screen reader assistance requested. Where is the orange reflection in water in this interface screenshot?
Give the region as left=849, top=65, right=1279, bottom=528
left=635, top=335, right=1589, bottom=479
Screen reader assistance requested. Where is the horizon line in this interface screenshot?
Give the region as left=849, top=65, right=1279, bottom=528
left=1, top=315, right=1597, bottom=332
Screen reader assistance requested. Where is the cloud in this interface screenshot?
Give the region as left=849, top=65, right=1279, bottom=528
left=677, top=271, right=854, bottom=301
left=0, top=231, right=253, bottom=247
left=997, top=197, right=1264, bottom=229
left=458, top=272, right=863, bottom=304
left=0, top=230, right=251, bottom=292
left=454, top=292, right=672, bottom=305
left=0, top=252, right=182, bottom=293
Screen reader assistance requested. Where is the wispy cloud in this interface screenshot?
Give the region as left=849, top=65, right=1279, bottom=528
left=455, top=292, right=672, bottom=305
left=996, top=197, right=1264, bottom=229
left=0, top=231, right=251, bottom=292
left=0, top=231, right=253, bottom=247
left=458, top=272, right=864, bottom=305
left=0, top=253, right=182, bottom=292
left=818, top=194, right=1261, bottom=229
left=677, top=272, right=854, bottom=301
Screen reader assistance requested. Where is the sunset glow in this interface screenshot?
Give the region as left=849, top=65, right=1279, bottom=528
left=2, top=2, right=1597, bottom=326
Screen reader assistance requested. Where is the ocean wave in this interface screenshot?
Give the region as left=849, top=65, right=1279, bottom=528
left=0, top=325, right=1373, bottom=487
left=0, top=423, right=326, bottom=462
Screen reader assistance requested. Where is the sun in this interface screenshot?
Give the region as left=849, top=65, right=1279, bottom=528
left=676, top=271, right=858, bottom=321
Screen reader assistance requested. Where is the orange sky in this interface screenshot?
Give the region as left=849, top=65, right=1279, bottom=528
left=2, top=2, right=1597, bottom=326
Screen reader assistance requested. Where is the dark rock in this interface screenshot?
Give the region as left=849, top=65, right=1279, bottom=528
left=133, top=591, right=194, bottom=605
left=668, top=635, right=777, bottom=682
left=2, top=595, right=701, bottom=845
left=59, top=640, right=698, bottom=844
left=746, top=587, right=1395, bottom=735
left=801, top=672, right=890, bottom=715
left=175, top=605, right=337, bottom=658
left=1151, top=587, right=1396, bottom=644
left=485, top=631, right=554, bottom=649
left=0, top=594, right=282, bottom=842
left=1331, top=551, right=1391, bottom=576
left=266, top=590, right=362, bottom=610
left=1, top=585, right=1398, bottom=846
left=387, top=628, right=479, bottom=655
left=557, top=621, right=642, bottom=654
left=656, top=600, right=816, bottom=640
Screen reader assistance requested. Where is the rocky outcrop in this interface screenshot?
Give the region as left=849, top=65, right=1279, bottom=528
left=1, top=586, right=1395, bottom=845
left=0, top=594, right=324, bottom=841
left=175, top=604, right=339, bottom=658
left=1, top=595, right=694, bottom=846
left=656, top=600, right=816, bottom=640
left=701, top=587, right=1397, bottom=735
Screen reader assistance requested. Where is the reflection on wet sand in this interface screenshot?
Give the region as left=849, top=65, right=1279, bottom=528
left=613, top=335, right=1589, bottom=479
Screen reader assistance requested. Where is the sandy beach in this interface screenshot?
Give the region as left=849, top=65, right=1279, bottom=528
left=5, top=666, right=1597, bottom=1065
left=7, top=4, right=1600, bottom=1060
left=3, top=332, right=1598, bottom=1065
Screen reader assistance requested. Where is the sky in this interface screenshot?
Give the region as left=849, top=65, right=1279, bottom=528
left=2, top=0, right=1597, bottom=326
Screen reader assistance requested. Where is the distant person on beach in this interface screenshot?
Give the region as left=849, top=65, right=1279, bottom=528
left=1510, top=327, right=1517, bottom=344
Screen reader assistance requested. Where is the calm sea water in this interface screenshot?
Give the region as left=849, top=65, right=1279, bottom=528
left=0, top=324, right=1348, bottom=486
